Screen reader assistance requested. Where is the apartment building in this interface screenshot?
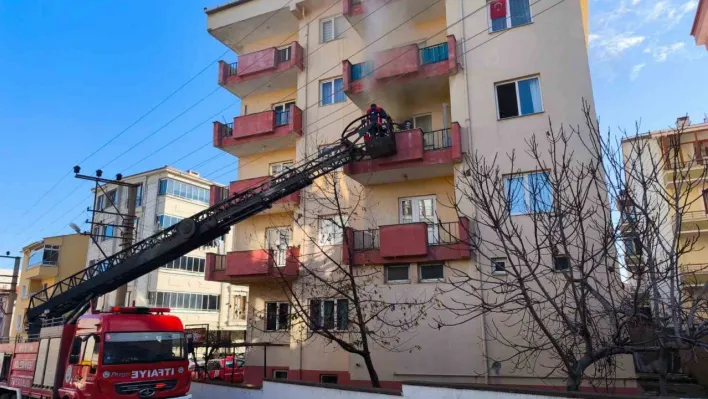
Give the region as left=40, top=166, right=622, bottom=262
left=10, top=234, right=89, bottom=339
left=202, top=0, right=633, bottom=390
left=620, top=117, right=708, bottom=301
left=85, top=166, right=248, bottom=334
left=693, top=0, right=707, bottom=49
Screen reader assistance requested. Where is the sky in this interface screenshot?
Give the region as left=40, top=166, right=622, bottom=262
left=0, top=0, right=705, bottom=270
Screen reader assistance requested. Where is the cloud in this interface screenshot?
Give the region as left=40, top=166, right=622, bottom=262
left=644, top=41, right=686, bottom=61
left=593, top=34, right=646, bottom=57
left=588, top=34, right=601, bottom=44
left=643, top=0, right=697, bottom=26
left=632, top=0, right=641, bottom=5
left=630, top=63, right=646, bottom=80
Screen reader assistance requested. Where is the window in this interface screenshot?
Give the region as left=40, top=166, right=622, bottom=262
left=21, top=285, right=27, bottom=299
left=267, top=228, right=292, bottom=267
left=148, top=291, right=219, bottom=311
left=104, top=189, right=118, bottom=208
left=412, top=114, right=433, bottom=132
left=157, top=178, right=209, bottom=204
left=496, top=76, right=543, bottom=119
left=273, top=102, right=295, bottom=126
left=504, top=171, right=552, bottom=215
left=419, top=264, right=444, bottom=282
left=488, top=0, right=532, bottom=32
left=162, top=255, right=206, bottom=273
left=273, top=370, right=288, bottom=379
left=266, top=302, right=290, bottom=331
left=276, top=46, right=291, bottom=63
left=321, top=16, right=346, bottom=42
left=385, top=265, right=410, bottom=283
left=81, top=335, right=100, bottom=370
left=554, top=255, right=570, bottom=272
left=624, top=237, right=643, bottom=257
left=92, top=224, right=101, bottom=238
left=28, top=245, right=59, bottom=268
left=492, top=258, right=507, bottom=274
left=135, top=183, right=143, bottom=207
left=400, top=196, right=438, bottom=244
left=101, top=225, right=115, bottom=242
left=320, top=374, right=339, bottom=384
left=310, top=299, right=348, bottom=330
left=320, top=78, right=346, bottom=106
left=318, top=217, right=345, bottom=245
left=233, top=295, right=247, bottom=320
left=157, top=214, right=183, bottom=229
left=269, top=160, right=294, bottom=176
left=15, top=314, right=22, bottom=332
left=96, top=195, right=104, bottom=211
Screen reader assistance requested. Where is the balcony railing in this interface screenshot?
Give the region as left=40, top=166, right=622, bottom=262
left=419, top=42, right=449, bottom=65
left=352, top=222, right=462, bottom=251
left=422, top=128, right=453, bottom=151
left=218, top=122, right=234, bottom=137
left=227, top=62, right=238, bottom=77
left=353, top=229, right=380, bottom=250
left=681, top=211, right=708, bottom=221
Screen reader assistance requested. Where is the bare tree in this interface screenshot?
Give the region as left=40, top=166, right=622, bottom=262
left=246, top=169, right=434, bottom=387
left=435, top=102, right=708, bottom=394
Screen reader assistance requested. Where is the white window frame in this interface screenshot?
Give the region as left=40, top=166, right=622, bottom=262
left=494, top=76, right=544, bottom=120
left=265, top=301, right=290, bottom=331
left=504, top=171, right=552, bottom=215
left=418, top=263, right=445, bottom=283
left=266, top=227, right=292, bottom=267
left=399, top=195, right=439, bottom=244
left=318, top=216, right=347, bottom=246
left=320, top=77, right=345, bottom=106
left=384, top=264, right=410, bottom=284
left=320, top=16, right=346, bottom=43
left=491, top=258, right=507, bottom=275
left=269, top=160, right=294, bottom=177
left=311, top=299, right=349, bottom=331
left=412, top=113, right=433, bottom=132
left=487, top=0, right=534, bottom=32
left=15, top=314, right=22, bottom=332
left=276, top=45, right=291, bottom=63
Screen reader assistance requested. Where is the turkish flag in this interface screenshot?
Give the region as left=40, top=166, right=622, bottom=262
left=489, top=0, right=507, bottom=19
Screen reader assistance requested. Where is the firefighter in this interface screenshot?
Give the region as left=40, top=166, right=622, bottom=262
left=366, top=103, right=389, bottom=138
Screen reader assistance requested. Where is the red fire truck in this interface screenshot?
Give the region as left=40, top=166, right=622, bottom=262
left=0, top=307, right=191, bottom=399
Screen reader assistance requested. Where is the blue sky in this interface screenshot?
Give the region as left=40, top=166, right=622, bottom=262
left=0, top=0, right=705, bottom=269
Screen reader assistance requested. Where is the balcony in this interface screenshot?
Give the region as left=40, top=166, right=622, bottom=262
left=213, top=105, right=302, bottom=158
left=343, top=0, right=446, bottom=39
left=343, top=36, right=458, bottom=108
left=678, top=211, right=708, bottom=234
left=344, top=218, right=471, bottom=265
left=344, top=123, right=463, bottom=185
left=681, top=264, right=708, bottom=285
left=218, top=42, right=304, bottom=98
left=23, top=264, right=58, bottom=280
left=206, top=1, right=304, bottom=53
left=209, top=177, right=301, bottom=213
left=205, top=248, right=300, bottom=284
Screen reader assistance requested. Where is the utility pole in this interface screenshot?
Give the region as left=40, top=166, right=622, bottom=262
left=74, top=166, right=138, bottom=309
left=0, top=252, right=20, bottom=339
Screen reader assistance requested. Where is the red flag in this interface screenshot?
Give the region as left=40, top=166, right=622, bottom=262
left=489, top=0, right=507, bottom=19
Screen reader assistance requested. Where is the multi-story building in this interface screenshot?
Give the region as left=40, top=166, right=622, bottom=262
left=85, top=166, right=248, bottom=334
left=693, top=0, right=707, bottom=49
left=10, top=234, right=89, bottom=339
left=203, top=0, right=633, bottom=390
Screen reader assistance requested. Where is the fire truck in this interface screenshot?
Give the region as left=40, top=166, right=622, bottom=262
left=0, top=115, right=395, bottom=399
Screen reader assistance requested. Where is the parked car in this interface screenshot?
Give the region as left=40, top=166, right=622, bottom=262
left=205, top=356, right=245, bottom=382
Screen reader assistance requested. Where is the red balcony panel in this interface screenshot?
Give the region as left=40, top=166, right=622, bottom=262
left=209, top=185, right=229, bottom=207
left=345, top=218, right=471, bottom=266
left=229, top=176, right=301, bottom=208
left=205, top=248, right=300, bottom=283
left=374, top=44, right=420, bottom=80
left=213, top=105, right=303, bottom=158
left=379, top=223, right=428, bottom=257
left=343, top=122, right=463, bottom=184
left=237, top=47, right=276, bottom=76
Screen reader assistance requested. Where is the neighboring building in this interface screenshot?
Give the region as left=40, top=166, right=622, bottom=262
left=620, top=117, right=708, bottom=302
left=86, top=166, right=248, bottom=334
left=0, top=269, right=15, bottom=338
left=203, top=0, right=632, bottom=391
left=692, top=0, right=707, bottom=49
left=10, top=234, right=89, bottom=339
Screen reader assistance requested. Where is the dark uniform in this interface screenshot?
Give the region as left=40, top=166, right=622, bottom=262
left=365, top=104, right=389, bottom=139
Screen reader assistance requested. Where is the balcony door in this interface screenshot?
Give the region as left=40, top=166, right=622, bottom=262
left=266, top=227, right=292, bottom=267
left=399, top=196, right=438, bottom=244
left=273, top=101, right=295, bottom=126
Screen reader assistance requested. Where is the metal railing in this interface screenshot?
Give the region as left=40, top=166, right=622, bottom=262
left=352, top=221, right=461, bottom=251
left=351, top=61, right=374, bottom=81
left=423, top=128, right=452, bottom=151
left=218, top=122, right=234, bottom=137
left=271, top=248, right=287, bottom=267
left=353, top=229, right=380, bottom=250
left=681, top=211, right=708, bottom=221
left=227, top=62, right=238, bottom=77
left=275, top=110, right=290, bottom=126
left=419, top=42, right=448, bottom=65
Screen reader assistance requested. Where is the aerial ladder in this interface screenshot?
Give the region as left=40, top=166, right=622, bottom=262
left=26, top=115, right=397, bottom=334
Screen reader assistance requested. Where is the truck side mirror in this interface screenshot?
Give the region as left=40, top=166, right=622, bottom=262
left=68, top=337, right=82, bottom=365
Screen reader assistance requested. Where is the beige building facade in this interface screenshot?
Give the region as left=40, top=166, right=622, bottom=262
left=10, top=234, right=89, bottom=339
left=203, top=0, right=634, bottom=391
left=86, top=166, right=248, bottom=333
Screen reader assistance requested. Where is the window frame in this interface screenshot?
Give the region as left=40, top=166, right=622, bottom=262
left=384, top=264, right=410, bottom=284
left=269, top=160, right=294, bottom=177
left=320, top=16, right=346, bottom=43
left=320, top=77, right=346, bottom=106
left=310, top=299, right=349, bottom=331
left=419, top=263, right=445, bottom=283
left=317, top=216, right=346, bottom=246
left=273, top=370, right=289, bottom=379
left=135, top=183, right=143, bottom=207
left=487, top=0, right=533, bottom=33
left=491, top=257, right=507, bottom=275
left=265, top=301, right=290, bottom=331
left=320, top=374, right=339, bottom=384
left=412, top=113, right=433, bottom=132
left=504, top=171, right=552, bottom=215
left=553, top=255, right=571, bottom=272
left=494, top=76, right=544, bottom=120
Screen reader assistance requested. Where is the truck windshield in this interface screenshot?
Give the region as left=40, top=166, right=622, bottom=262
left=103, top=332, right=186, bottom=365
